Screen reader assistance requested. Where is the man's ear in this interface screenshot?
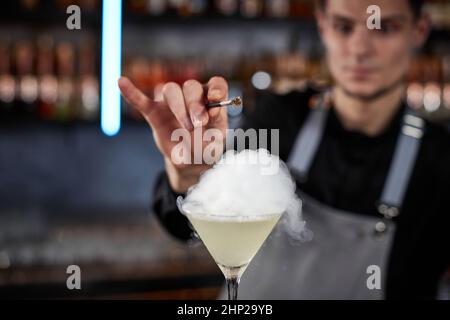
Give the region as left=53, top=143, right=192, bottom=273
left=412, top=14, right=431, bottom=48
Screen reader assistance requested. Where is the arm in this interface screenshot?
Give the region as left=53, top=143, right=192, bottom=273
left=149, top=90, right=299, bottom=241
left=149, top=93, right=272, bottom=241
left=152, top=170, right=193, bottom=241
left=119, top=76, right=227, bottom=242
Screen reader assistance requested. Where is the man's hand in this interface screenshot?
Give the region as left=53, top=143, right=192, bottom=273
left=118, top=76, right=229, bottom=193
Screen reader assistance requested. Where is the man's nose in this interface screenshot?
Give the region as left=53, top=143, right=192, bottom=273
left=348, top=26, right=374, bottom=61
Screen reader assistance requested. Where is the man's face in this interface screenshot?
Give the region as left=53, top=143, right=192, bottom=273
left=317, top=0, right=428, bottom=99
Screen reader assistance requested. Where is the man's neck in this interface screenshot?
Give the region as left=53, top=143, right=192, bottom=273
left=332, top=85, right=404, bottom=137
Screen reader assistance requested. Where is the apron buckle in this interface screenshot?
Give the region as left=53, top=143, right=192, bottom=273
left=373, top=220, right=389, bottom=240
left=377, top=203, right=400, bottom=219
left=374, top=203, right=399, bottom=239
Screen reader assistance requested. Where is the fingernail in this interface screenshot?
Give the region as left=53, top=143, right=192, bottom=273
left=184, top=117, right=194, bottom=131
left=191, top=113, right=205, bottom=128
left=209, top=90, right=221, bottom=100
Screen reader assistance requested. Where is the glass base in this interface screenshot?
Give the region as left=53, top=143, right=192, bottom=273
left=218, top=264, right=247, bottom=300
left=218, top=263, right=248, bottom=279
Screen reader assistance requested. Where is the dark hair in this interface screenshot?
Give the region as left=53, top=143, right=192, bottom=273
left=317, top=0, right=424, bottom=19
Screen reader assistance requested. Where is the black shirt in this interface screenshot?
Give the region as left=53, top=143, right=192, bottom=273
left=151, top=87, right=450, bottom=299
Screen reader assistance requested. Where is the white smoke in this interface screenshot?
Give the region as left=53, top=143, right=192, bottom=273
left=177, top=149, right=310, bottom=242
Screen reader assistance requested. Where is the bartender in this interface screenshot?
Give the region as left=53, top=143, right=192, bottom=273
left=118, top=0, right=450, bottom=299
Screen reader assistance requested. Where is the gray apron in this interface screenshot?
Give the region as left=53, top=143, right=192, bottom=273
left=219, top=95, right=426, bottom=300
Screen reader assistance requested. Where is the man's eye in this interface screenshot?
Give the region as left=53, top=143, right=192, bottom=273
left=333, top=23, right=353, bottom=35
left=378, top=24, right=397, bottom=34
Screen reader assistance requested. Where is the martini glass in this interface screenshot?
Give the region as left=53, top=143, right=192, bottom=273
left=177, top=196, right=282, bottom=300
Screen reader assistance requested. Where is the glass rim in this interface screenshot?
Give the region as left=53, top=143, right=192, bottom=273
left=177, top=196, right=284, bottom=221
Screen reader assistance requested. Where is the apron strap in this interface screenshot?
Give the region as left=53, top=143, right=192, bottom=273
left=287, top=92, right=426, bottom=216
left=377, top=109, right=425, bottom=218
left=287, top=95, right=329, bottom=182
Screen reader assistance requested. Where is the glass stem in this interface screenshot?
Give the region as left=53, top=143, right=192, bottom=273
left=226, top=277, right=240, bottom=300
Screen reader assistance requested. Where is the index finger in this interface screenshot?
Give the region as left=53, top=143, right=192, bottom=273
left=118, top=77, right=153, bottom=115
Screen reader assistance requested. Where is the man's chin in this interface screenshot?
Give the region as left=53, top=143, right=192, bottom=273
left=341, top=85, right=381, bottom=100
left=338, top=81, right=401, bottom=102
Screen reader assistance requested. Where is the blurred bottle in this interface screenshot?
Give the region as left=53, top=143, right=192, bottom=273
left=215, top=0, right=238, bottom=16
left=129, top=0, right=147, bottom=13
left=55, top=42, right=76, bottom=121
left=424, top=0, right=450, bottom=29
left=290, top=0, right=313, bottom=18
left=79, top=0, right=99, bottom=12
left=36, top=35, right=58, bottom=120
left=423, top=81, right=441, bottom=113
left=15, top=40, right=39, bottom=118
left=266, top=0, right=290, bottom=18
left=146, top=0, right=168, bottom=15
left=167, top=0, right=186, bottom=15
left=443, top=55, right=450, bottom=110
left=177, top=0, right=192, bottom=17
left=423, top=56, right=442, bottom=83
left=240, top=0, right=263, bottom=18
left=183, top=0, right=207, bottom=16
left=19, top=0, right=40, bottom=11
left=78, top=38, right=99, bottom=121
left=273, top=52, right=308, bottom=94
left=406, top=57, right=423, bottom=84
left=147, top=58, right=167, bottom=107
left=407, top=82, right=424, bottom=110
left=443, top=83, right=450, bottom=111
left=0, top=41, right=16, bottom=116
left=56, top=0, right=79, bottom=10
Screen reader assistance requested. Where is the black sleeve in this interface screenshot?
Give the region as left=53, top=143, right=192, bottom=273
left=151, top=171, right=194, bottom=241
left=431, top=145, right=450, bottom=297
